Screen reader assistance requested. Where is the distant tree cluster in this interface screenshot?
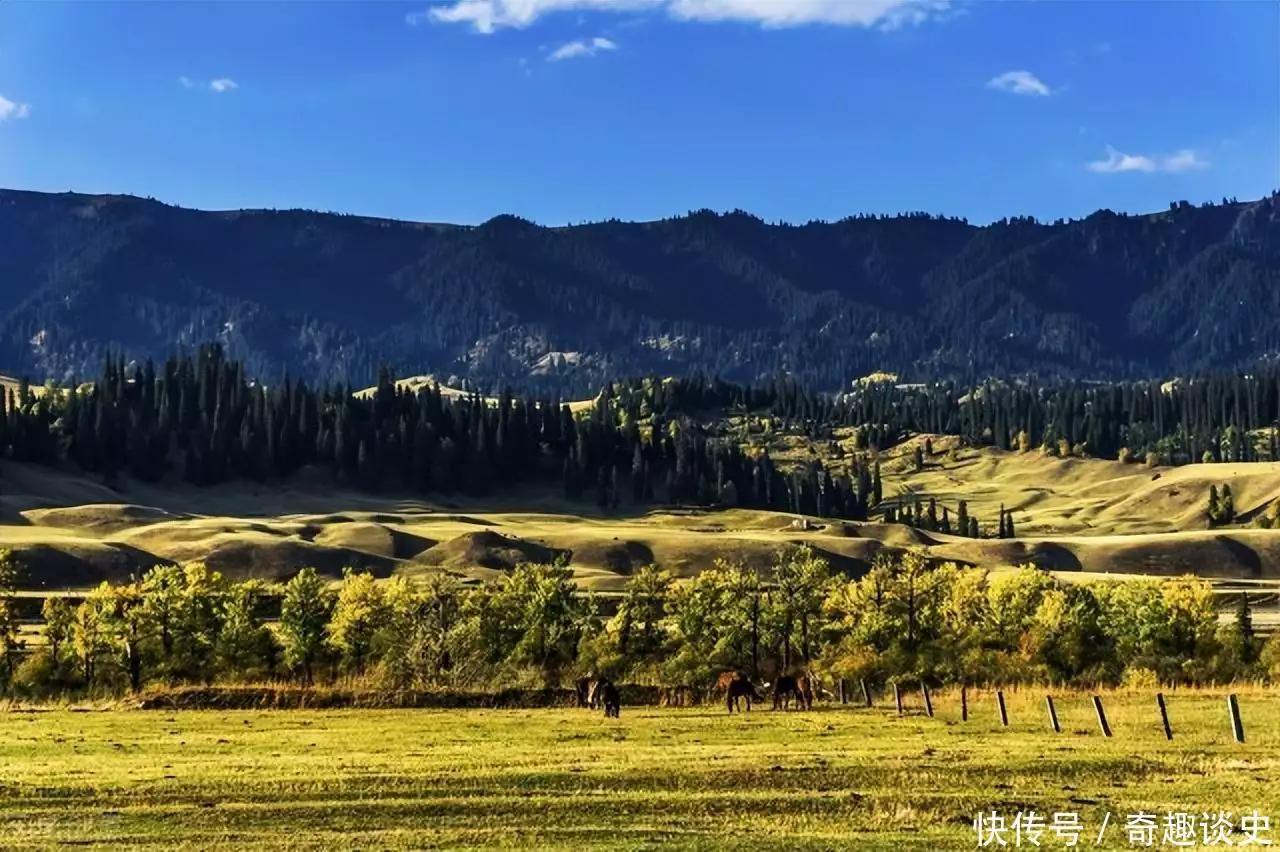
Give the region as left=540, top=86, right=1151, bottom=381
left=3, top=547, right=1275, bottom=700
left=2, top=349, right=1280, bottom=534
left=0, top=348, right=871, bottom=522
left=1207, top=484, right=1236, bottom=525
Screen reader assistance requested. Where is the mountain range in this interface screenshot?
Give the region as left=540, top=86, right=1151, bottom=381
left=2, top=187, right=1278, bottom=395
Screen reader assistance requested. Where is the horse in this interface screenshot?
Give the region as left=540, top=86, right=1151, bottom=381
left=772, top=673, right=814, bottom=710
left=598, top=678, right=621, bottom=718
left=723, top=672, right=765, bottom=713
left=575, top=677, right=595, bottom=708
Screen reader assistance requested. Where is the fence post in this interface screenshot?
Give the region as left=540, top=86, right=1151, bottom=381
left=1228, top=694, right=1245, bottom=744
left=1092, top=695, right=1112, bottom=738
left=961, top=686, right=968, bottom=722
left=996, top=690, right=1009, bottom=727
left=1045, top=695, right=1060, bottom=733
left=921, top=683, right=934, bottom=718
left=1156, top=693, right=1173, bottom=741
left=837, top=679, right=846, bottom=705
left=861, top=679, right=872, bottom=708
left=893, top=682, right=903, bottom=716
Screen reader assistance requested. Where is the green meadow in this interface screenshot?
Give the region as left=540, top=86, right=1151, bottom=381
left=2, top=689, right=1278, bottom=850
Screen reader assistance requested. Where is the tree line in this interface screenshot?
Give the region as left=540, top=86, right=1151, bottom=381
left=0, top=347, right=987, bottom=528
left=2, top=547, right=1274, bottom=700
left=3, top=347, right=1280, bottom=529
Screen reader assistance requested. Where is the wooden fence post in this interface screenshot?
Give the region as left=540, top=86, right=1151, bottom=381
left=1228, top=694, right=1245, bottom=744
left=996, top=690, right=1009, bottom=727
left=893, top=682, right=903, bottom=716
left=860, top=679, right=872, bottom=708
left=837, top=679, right=847, bottom=705
left=1092, top=695, right=1112, bottom=737
left=1156, top=693, right=1173, bottom=741
left=961, top=686, right=968, bottom=722
left=921, top=683, right=934, bottom=718
left=1045, top=695, right=1060, bottom=733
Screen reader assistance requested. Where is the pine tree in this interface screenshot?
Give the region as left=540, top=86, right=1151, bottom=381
left=1235, top=593, right=1259, bottom=665
left=998, top=505, right=1008, bottom=539
left=1221, top=484, right=1235, bottom=523
left=957, top=500, right=969, bottom=538
left=1208, top=484, right=1221, bottom=524
left=1006, top=511, right=1016, bottom=538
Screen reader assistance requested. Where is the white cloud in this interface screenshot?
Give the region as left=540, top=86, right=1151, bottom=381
left=180, top=77, right=239, bottom=93
left=1161, top=149, right=1210, bottom=173
left=667, top=0, right=950, bottom=28
left=412, top=0, right=950, bottom=32
left=986, top=70, right=1051, bottom=97
left=1086, top=145, right=1210, bottom=174
left=0, top=94, right=30, bottom=121
left=548, top=36, right=617, bottom=61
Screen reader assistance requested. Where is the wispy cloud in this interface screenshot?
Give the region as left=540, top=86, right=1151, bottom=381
left=1086, top=145, right=1210, bottom=174
left=0, top=94, right=31, bottom=121
left=179, top=76, right=239, bottom=93
left=1160, top=149, right=1210, bottom=173
left=411, top=0, right=952, bottom=33
left=548, top=36, right=617, bottom=61
left=986, top=70, right=1051, bottom=97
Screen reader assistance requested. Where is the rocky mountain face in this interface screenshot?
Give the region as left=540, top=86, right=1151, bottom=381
left=1, top=188, right=1278, bottom=394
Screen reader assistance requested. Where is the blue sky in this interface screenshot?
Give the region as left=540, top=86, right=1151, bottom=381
left=0, top=0, right=1275, bottom=226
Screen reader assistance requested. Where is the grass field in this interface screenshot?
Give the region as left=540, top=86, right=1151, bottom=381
left=2, top=690, right=1279, bottom=850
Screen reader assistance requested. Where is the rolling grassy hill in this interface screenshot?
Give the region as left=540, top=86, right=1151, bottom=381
left=4, top=432, right=1280, bottom=616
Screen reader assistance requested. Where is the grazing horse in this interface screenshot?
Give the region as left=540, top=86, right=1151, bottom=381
left=575, top=677, right=594, bottom=708
left=598, top=679, right=621, bottom=718
left=723, top=672, right=765, bottom=713
left=773, top=674, right=814, bottom=710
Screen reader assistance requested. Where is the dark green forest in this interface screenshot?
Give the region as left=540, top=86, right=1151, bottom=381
left=3, top=345, right=1280, bottom=535
left=2, top=188, right=1279, bottom=394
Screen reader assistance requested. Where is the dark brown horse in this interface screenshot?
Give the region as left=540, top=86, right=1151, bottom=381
left=598, top=678, right=621, bottom=718
left=723, top=672, right=764, bottom=713
left=773, top=674, right=814, bottom=710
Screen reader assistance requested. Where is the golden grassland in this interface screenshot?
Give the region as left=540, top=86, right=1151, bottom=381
left=4, top=427, right=1280, bottom=621
left=1, top=689, right=1278, bottom=850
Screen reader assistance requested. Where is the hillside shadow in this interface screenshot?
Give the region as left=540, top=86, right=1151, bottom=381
left=1020, top=542, right=1084, bottom=572
left=1220, top=537, right=1263, bottom=579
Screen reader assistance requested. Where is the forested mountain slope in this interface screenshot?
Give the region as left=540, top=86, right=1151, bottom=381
left=2, top=188, right=1278, bottom=393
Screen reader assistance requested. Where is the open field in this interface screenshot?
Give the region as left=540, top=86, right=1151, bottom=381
left=1, top=691, right=1278, bottom=849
